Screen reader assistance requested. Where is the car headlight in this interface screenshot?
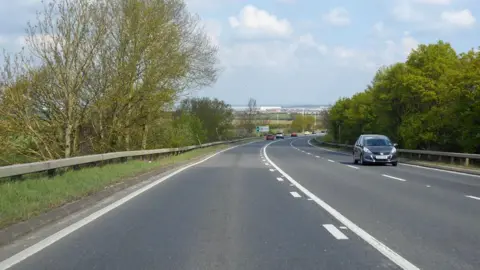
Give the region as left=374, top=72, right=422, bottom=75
left=391, top=147, right=397, bottom=154
left=363, top=147, right=372, bottom=153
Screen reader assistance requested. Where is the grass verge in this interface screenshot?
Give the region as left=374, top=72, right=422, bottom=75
left=0, top=143, right=235, bottom=229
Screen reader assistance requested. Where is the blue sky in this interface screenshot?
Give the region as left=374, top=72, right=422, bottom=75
left=1, top=0, right=479, bottom=105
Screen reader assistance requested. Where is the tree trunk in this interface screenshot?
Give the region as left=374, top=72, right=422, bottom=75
left=141, top=124, right=149, bottom=150
left=65, top=123, right=73, bottom=158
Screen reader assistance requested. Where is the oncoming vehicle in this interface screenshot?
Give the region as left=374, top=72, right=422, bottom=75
left=291, top=132, right=298, bottom=137
left=304, top=131, right=312, bottom=135
left=353, top=134, right=398, bottom=166
left=276, top=132, right=284, bottom=139
left=266, top=134, right=275, bottom=140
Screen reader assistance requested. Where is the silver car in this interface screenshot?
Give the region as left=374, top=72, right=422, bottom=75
left=353, top=134, right=398, bottom=166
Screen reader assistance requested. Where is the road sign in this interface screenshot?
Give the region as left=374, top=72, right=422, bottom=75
left=256, top=126, right=269, bottom=132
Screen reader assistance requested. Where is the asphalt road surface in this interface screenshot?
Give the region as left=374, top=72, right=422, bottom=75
left=1, top=137, right=479, bottom=270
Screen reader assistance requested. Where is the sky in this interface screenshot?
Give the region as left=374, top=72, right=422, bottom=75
left=1, top=0, right=479, bottom=105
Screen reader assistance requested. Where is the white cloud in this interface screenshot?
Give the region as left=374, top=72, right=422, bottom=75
left=401, top=34, right=419, bottom=56
left=413, top=0, right=451, bottom=4
left=333, top=47, right=356, bottom=58
left=322, top=7, right=350, bottom=26
left=219, top=34, right=329, bottom=70
left=201, top=20, right=222, bottom=47
left=441, top=9, right=476, bottom=28
left=228, top=5, right=293, bottom=37
left=392, top=1, right=425, bottom=22
left=373, top=21, right=384, bottom=33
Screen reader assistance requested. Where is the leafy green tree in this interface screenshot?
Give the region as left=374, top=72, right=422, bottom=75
left=179, top=97, right=234, bottom=141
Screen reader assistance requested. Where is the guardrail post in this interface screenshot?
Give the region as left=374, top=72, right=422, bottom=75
left=465, top=158, right=469, bottom=167
left=47, top=169, right=56, bottom=177
left=450, top=156, right=454, bottom=164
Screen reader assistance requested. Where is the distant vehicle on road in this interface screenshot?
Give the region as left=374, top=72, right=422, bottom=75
left=275, top=132, right=284, bottom=139
left=291, top=132, right=297, bottom=137
left=266, top=134, right=275, bottom=140
left=353, top=134, right=398, bottom=166
left=304, top=131, right=312, bottom=135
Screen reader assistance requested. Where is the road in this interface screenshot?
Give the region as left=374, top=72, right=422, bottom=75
left=1, top=137, right=479, bottom=269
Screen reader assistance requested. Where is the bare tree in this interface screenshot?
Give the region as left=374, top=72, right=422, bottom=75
left=240, top=97, right=257, bottom=134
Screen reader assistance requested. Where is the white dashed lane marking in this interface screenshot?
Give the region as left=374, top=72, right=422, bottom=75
left=269, top=169, right=275, bottom=172
left=347, top=165, right=359, bottom=169
left=276, top=177, right=284, bottom=182
left=465, top=195, right=480, bottom=201
left=323, top=224, right=349, bottom=240
left=328, top=159, right=335, bottom=163
left=382, top=174, right=406, bottom=182
left=290, top=192, right=302, bottom=198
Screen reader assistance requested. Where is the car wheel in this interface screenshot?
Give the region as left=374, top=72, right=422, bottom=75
left=360, top=154, right=368, bottom=165
left=392, top=162, right=398, bottom=166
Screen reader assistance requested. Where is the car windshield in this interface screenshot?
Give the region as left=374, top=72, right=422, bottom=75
left=364, top=137, right=392, bottom=146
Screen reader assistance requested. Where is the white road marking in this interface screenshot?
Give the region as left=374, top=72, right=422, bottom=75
left=328, top=159, right=335, bottom=163
left=400, top=163, right=480, bottom=178
left=289, top=183, right=294, bottom=186
left=339, top=226, right=348, bottom=230
left=323, top=224, right=349, bottom=240
left=263, top=141, right=420, bottom=270
left=465, top=195, right=480, bottom=201
left=315, top=156, right=320, bottom=158
left=276, top=177, right=284, bottom=182
left=0, top=141, right=258, bottom=270
left=265, top=163, right=269, bottom=166
left=307, top=153, right=312, bottom=155
left=269, top=169, right=275, bottom=172
left=290, top=192, right=302, bottom=198
left=347, top=165, right=359, bottom=169
left=426, top=185, right=431, bottom=188
left=382, top=174, right=406, bottom=182
left=307, top=198, right=313, bottom=201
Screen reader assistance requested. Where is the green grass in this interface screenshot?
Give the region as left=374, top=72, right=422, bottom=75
left=0, top=144, right=232, bottom=229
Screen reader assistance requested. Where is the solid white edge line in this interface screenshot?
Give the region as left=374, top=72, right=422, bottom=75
left=465, top=195, right=480, bottom=201
left=400, top=163, right=480, bottom=178
left=307, top=138, right=480, bottom=179
left=328, top=159, right=335, bottom=163
left=347, top=165, right=359, bottom=169
left=382, top=174, right=406, bottom=182
left=263, top=140, right=420, bottom=270
left=0, top=140, right=259, bottom=270
left=290, top=191, right=301, bottom=198
left=276, top=177, right=284, bottom=181
left=323, top=224, right=349, bottom=240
